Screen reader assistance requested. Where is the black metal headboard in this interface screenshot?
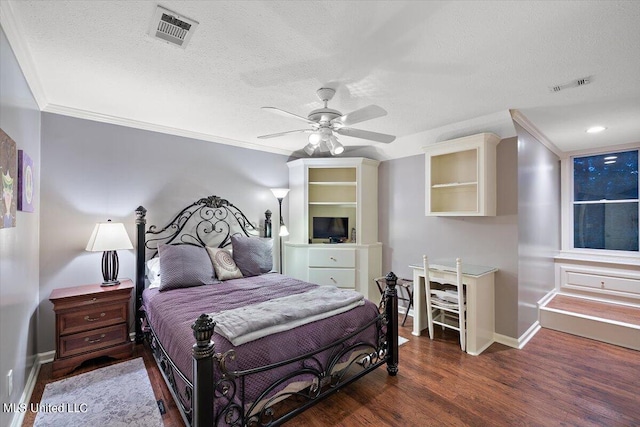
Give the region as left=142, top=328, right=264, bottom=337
left=134, top=195, right=271, bottom=342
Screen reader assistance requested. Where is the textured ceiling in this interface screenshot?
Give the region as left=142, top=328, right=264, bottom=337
left=2, top=0, right=639, bottom=160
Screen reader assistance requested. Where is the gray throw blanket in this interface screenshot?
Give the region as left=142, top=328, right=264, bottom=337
left=210, top=285, right=364, bottom=346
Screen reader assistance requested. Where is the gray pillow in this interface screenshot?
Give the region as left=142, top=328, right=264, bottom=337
left=231, top=235, right=273, bottom=277
left=158, top=244, right=216, bottom=291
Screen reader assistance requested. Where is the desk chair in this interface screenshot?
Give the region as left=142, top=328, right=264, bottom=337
left=423, top=255, right=466, bottom=351
left=375, top=276, right=413, bottom=326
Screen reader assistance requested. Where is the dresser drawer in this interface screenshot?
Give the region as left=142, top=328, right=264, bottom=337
left=309, top=268, right=356, bottom=288
left=51, top=287, right=131, bottom=311
left=58, top=302, right=128, bottom=336
left=566, top=271, right=640, bottom=294
left=58, top=323, right=129, bottom=359
left=308, top=247, right=356, bottom=268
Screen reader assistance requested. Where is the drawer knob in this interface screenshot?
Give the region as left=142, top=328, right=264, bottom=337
left=601, top=281, right=605, bottom=288
left=85, top=334, right=106, bottom=344
left=91, top=297, right=97, bottom=302
left=84, top=313, right=106, bottom=322
left=330, top=277, right=337, bottom=283
left=330, top=257, right=337, bottom=261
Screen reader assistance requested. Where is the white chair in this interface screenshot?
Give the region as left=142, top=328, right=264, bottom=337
left=423, top=255, right=466, bottom=351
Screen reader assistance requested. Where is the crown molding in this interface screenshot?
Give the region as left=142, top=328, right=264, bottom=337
left=510, top=109, right=564, bottom=158
left=42, top=103, right=294, bottom=157
left=0, top=0, right=48, bottom=110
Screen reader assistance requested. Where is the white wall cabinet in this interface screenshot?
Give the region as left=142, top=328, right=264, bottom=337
left=284, top=158, right=382, bottom=300
left=424, top=133, right=499, bottom=216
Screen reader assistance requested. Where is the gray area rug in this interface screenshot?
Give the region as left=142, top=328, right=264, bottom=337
left=34, top=357, right=163, bottom=427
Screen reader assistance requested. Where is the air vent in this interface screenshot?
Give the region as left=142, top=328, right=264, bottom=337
left=549, top=76, right=591, bottom=93
left=148, top=5, right=198, bottom=48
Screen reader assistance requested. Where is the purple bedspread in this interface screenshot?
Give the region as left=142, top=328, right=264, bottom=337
left=142, top=273, right=380, bottom=407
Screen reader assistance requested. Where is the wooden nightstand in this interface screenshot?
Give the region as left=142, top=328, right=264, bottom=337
left=49, top=279, right=134, bottom=378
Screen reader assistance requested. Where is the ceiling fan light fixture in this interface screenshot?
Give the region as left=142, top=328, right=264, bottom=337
left=303, top=143, right=316, bottom=156
left=327, top=136, right=344, bottom=155
left=308, top=132, right=322, bottom=145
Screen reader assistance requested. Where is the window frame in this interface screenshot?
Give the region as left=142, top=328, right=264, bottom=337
left=561, top=145, right=640, bottom=258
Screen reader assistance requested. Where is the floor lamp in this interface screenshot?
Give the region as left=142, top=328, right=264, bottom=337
left=270, top=188, right=290, bottom=273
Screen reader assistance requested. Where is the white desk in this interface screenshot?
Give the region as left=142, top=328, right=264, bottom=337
left=410, top=261, right=498, bottom=355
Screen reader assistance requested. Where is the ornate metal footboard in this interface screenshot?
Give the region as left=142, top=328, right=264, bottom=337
left=134, top=196, right=399, bottom=427
left=191, top=273, right=398, bottom=427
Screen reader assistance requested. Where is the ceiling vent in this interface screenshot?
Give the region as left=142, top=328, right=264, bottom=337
left=549, top=77, right=591, bottom=93
left=148, top=5, right=198, bottom=48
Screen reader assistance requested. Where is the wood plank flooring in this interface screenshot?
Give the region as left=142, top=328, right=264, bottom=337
left=24, top=318, right=640, bottom=426
left=545, top=294, right=640, bottom=325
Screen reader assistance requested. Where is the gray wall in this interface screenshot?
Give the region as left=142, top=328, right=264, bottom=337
left=379, top=138, right=520, bottom=338
left=516, top=124, right=560, bottom=336
left=0, top=26, right=41, bottom=427
left=38, top=113, right=290, bottom=353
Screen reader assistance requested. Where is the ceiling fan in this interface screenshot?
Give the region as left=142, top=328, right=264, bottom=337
left=258, top=88, right=396, bottom=156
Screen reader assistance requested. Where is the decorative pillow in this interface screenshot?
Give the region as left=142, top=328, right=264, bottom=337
left=231, top=235, right=273, bottom=277
left=158, top=244, right=216, bottom=291
left=206, top=247, right=243, bottom=281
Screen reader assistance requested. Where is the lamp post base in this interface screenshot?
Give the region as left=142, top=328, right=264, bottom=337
left=101, top=250, right=121, bottom=286
left=100, top=279, right=121, bottom=287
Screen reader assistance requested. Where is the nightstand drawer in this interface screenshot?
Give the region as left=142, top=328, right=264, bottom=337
left=58, top=302, right=128, bottom=336
left=50, top=280, right=134, bottom=377
left=308, top=247, right=356, bottom=268
left=309, top=268, right=355, bottom=288
left=58, top=323, right=129, bottom=359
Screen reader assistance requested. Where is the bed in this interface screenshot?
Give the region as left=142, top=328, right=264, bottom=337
left=133, top=195, right=399, bottom=427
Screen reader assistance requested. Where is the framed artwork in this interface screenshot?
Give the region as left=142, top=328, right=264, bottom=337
left=18, top=150, right=35, bottom=212
left=0, top=128, right=17, bottom=228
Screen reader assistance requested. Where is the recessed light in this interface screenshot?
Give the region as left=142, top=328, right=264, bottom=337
left=586, top=126, right=606, bottom=133
left=604, top=156, right=617, bottom=160
left=604, top=160, right=616, bottom=164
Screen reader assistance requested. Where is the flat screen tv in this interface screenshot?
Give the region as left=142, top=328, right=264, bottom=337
left=313, top=217, right=349, bottom=240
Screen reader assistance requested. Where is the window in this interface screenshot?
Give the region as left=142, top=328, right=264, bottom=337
left=573, top=149, right=638, bottom=252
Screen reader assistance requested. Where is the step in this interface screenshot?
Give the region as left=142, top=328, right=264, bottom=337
left=539, top=294, right=640, bottom=351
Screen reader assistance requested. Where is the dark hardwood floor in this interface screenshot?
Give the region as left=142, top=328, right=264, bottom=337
left=24, top=318, right=640, bottom=426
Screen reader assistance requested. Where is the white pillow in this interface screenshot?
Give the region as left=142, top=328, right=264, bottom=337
left=146, top=257, right=161, bottom=287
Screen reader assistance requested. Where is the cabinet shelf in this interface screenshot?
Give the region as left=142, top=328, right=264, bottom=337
left=309, top=181, right=357, bottom=186
left=431, top=181, right=478, bottom=189
left=309, top=202, right=357, bottom=206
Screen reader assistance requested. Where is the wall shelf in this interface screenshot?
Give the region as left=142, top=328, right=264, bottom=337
left=424, top=133, right=499, bottom=216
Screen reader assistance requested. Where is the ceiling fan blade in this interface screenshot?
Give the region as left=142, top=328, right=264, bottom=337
left=335, top=127, right=396, bottom=143
left=333, top=105, right=387, bottom=126
left=257, top=129, right=311, bottom=139
left=262, top=107, right=316, bottom=125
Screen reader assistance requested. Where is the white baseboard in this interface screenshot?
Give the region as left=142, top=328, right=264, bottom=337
left=493, top=321, right=541, bottom=350
left=9, top=351, right=54, bottom=427
left=537, top=289, right=557, bottom=308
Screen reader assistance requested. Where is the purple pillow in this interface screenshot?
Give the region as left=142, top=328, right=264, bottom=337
left=158, top=244, right=216, bottom=291
left=231, top=236, right=273, bottom=277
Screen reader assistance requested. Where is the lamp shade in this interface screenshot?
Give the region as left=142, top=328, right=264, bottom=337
left=279, top=224, right=289, bottom=237
left=270, top=188, right=290, bottom=200
left=86, top=221, right=133, bottom=252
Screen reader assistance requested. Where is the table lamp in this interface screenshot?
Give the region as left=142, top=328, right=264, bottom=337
left=86, top=219, right=133, bottom=286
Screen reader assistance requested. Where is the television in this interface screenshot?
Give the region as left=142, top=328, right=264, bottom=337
left=312, top=217, right=349, bottom=240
